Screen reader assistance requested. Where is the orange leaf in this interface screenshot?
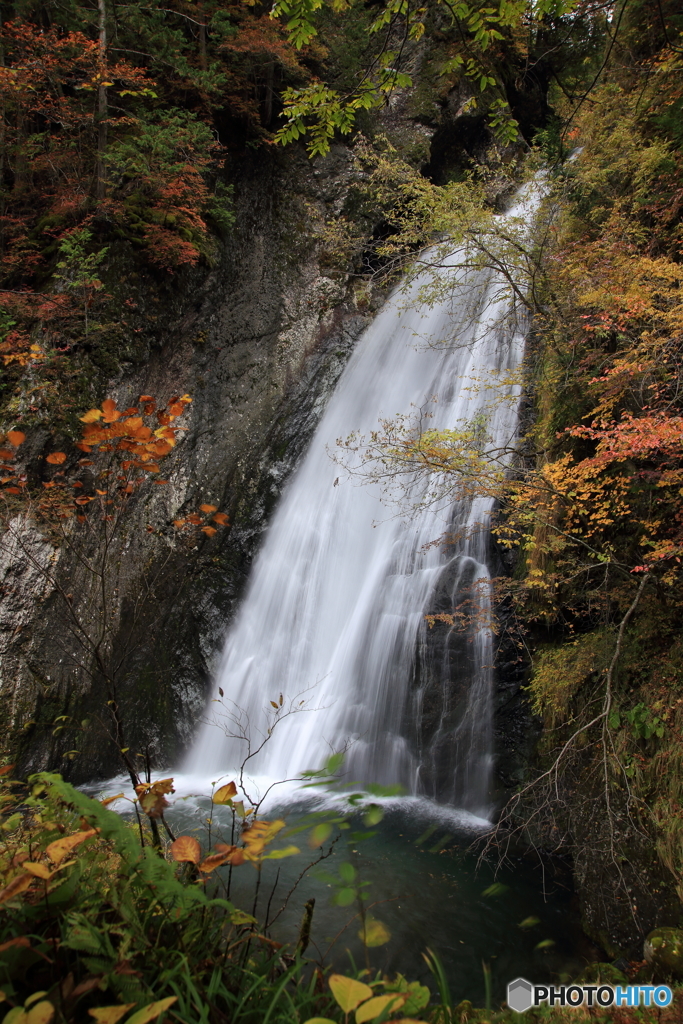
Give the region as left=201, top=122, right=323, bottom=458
left=0, top=873, right=35, bottom=903
left=123, top=417, right=144, bottom=430
left=139, top=394, right=154, bottom=402
left=170, top=836, right=201, bottom=864
left=122, top=407, right=139, bottom=416
left=154, top=479, right=169, bottom=485
left=139, top=791, right=170, bottom=818
left=79, top=409, right=102, bottom=423
left=168, top=402, right=184, bottom=416
left=100, top=793, right=125, bottom=807
left=186, top=514, right=202, bottom=525
left=101, top=399, right=120, bottom=423
left=173, top=519, right=186, bottom=528
left=74, top=497, right=93, bottom=505
left=0, top=936, right=30, bottom=953
left=46, top=452, right=67, bottom=465
left=4, top=486, right=21, bottom=494
left=198, top=849, right=244, bottom=872
left=7, top=430, right=25, bottom=447
left=201, top=526, right=217, bottom=537
left=200, top=504, right=218, bottom=513
left=46, top=829, right=98, bottom=865
left=0, top=448, right=15, bottom=459
left=0, top=764, right=14, bottom=776
left=75, top=442, right=93, bottom=452
left=212, top=512, right=229, bottom=526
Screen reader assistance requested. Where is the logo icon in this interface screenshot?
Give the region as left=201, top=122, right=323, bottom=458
left=507, top=978, right=534, bottom=1013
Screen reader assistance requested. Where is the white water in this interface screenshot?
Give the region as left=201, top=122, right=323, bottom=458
left=186, top=184, right=541, bottom=816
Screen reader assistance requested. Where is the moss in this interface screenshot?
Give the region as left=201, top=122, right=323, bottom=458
left=529, top=630, right=608, bottom=729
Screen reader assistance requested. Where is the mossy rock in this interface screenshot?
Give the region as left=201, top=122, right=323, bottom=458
left=643, top=927, right=683, bottom=977
left=575, top=963, right=628, bottom=986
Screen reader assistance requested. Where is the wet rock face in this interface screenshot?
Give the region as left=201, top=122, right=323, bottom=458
left=2, top=144, right=386, bottom=782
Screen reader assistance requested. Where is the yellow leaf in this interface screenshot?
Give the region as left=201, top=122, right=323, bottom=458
left=213, top=781, right=237, bottom=804
left=262, top=845, right=300, bottom=860
left=329, top=975, right=373, bottom=1013
left=241, top=819, right=285, bottom=848
left=122, top=1000, right=177, bottom=1024
left=358, top=917, right=391, bottom=947
left=26, top=1002, right=54, bottom=1024
left=23, top=862, right=52, bottom=879
left=45, top=829, right=97, bottom=865
left=88, top=1005, right=135, bottom=1024
left=170, top=836, right=201, bottom=864
left=356, top=995, right=405, bottom=1023
left=80, top=409, right=102, bottom=423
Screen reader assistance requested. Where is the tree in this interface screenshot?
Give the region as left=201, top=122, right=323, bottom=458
left=0, top=392, right=231, bottom=814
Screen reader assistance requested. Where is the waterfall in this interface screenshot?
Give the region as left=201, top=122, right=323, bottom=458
left=187, top=183, right=541, bottom=816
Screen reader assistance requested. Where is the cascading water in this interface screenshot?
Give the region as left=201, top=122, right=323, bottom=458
left=186, top=183, right=542, bottom=817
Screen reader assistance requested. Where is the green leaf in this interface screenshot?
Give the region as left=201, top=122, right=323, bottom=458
left=310, top=822, right=333, bottom=847
left=481, top=882, right=508, bottom=897
left=338, top=861, right=356, bottom=883
left=363, top=804, right=384, bottom=826
left=333, top=887, right=356, bottom=906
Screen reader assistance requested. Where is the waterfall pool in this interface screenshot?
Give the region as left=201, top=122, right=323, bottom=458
left=94, top=773, right=589, bottom=1007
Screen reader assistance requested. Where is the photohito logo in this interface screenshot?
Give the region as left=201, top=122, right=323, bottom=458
left=507, top=978, right=673, bottom=1012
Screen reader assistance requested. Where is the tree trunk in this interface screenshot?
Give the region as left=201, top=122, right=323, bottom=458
left=96, top=0, right=108, bottom=201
